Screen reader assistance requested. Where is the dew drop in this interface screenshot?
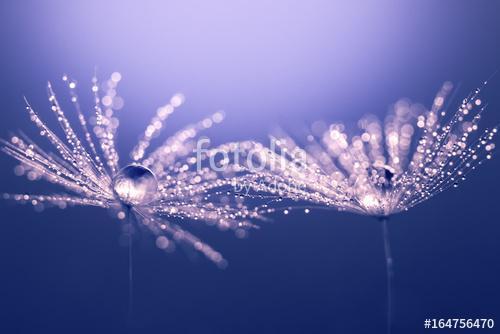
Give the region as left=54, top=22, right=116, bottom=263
left=113, top=164, right=158, bottom=206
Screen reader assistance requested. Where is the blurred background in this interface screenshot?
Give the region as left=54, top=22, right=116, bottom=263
left=1, top=0, right=499, bottom=333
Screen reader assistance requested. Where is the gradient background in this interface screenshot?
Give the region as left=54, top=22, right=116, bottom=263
left=1, top=1, right=500, bottom=333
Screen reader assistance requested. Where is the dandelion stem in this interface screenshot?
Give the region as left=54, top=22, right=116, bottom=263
left=380, top=216, right=393, bottom=334
left=127, top=207, right=134, bottom=318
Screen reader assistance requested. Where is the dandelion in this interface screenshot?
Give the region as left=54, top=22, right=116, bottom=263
left=218, top=81, right=497, bottom=333
left=1, top=72, right=264, bottom=269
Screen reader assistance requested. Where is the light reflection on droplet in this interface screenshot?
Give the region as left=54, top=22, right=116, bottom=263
left=113, top=164, right=158, bottom=206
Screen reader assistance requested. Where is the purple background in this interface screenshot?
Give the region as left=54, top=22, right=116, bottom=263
left=1, top=1, right=500, bottom=333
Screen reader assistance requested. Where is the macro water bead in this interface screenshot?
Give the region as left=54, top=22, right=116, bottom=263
left=113, top=164, right=158, bottom=206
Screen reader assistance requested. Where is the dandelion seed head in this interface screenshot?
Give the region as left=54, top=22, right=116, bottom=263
left=1, top=72, right=266, bottom=266
left=221, top=82, right=496, bottom=218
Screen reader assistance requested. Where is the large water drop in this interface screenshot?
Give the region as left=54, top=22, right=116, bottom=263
left=113, top=164, right=158, bottom=206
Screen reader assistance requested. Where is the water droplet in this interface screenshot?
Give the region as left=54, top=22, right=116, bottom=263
left=113, top=164, right=158, bottom=206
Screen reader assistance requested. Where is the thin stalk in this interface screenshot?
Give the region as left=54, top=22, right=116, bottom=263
left=127, top=207, right=134, bottom=318
left=380, top=216, right=393, bottom=334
